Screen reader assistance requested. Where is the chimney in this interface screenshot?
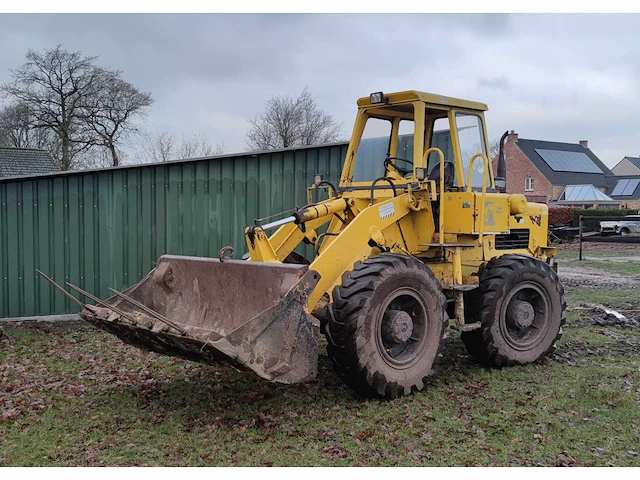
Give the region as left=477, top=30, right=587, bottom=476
left=579, top=140, right=588, bottom=147
left=507, top=130, right=518, bottom=143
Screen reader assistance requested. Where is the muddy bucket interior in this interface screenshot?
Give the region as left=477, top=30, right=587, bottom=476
left=75, top=255, right=321, bottom=384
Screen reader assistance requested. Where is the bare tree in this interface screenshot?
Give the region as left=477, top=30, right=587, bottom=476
left=178, top=132, right=225, bottom=159
left=82, top=69, right=153, bottom=166
left=0, top=102, right=52, bottom=149
left=489, top=137, right=501, bottom=160
left=246, top=87, right=343, bottom=151
left=148, top=131, right=176, bottom=163
left=1, top=46, right=102, bottom=170
left=133, top=131, right=225, bottom=164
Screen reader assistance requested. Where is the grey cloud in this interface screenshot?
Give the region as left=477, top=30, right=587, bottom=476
left=477, top=77, right=510, bottom=90
left=446, top=13, right=512, bottom=36
left=1, top=13, right=640, bottom=167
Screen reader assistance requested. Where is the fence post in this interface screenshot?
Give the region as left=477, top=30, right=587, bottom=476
left=579, top=215, right=583, bottom=261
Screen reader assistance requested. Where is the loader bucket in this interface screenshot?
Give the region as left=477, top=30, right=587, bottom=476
left=74, top=255, right=322, bottom=384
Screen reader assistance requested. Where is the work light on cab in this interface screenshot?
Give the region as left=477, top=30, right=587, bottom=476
left=369, top=91, right=385, bottom=104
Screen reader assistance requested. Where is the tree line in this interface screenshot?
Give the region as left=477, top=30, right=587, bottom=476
left=0, top=46, right=152, bottom=169
left=2, top=47, right=503, bottom=173
left=0, top=46, right=226, bottom=170
left=0, top=46, right=351, bottom=171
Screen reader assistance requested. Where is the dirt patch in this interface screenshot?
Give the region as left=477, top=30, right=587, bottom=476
left=550, top=338, right=640, bottom=365
left=551, top=304, right=640, bottom=365
left=557, top=264, right=640, bottom=289
left=568, top=304, right=640, bottom=328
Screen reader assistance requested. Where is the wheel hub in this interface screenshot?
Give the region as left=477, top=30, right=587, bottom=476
left=507, top=300, right=535, bottom=329
left=382, top=309, right=414, bottom=343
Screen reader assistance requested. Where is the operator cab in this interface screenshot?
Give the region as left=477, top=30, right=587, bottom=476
left=343, top=90, right=494, bottom=192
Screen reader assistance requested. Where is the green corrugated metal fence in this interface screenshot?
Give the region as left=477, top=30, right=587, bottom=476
left=0, top=142, right=347, bottom=318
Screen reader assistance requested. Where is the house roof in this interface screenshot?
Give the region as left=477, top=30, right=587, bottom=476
left=606, top=175, right=640, bottom=200
left=555, top=184, right=618, bottom=205
left=0, top=147, right=59, bottom=179
left=516, top=138, right=613, bottom=188
left=624, top=157, right=640, bottom=169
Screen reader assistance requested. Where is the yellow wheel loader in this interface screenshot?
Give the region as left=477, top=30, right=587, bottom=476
left=44, top=90, right=566, bottom=399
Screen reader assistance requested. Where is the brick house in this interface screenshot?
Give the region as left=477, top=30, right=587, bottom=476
left=492, top=131, right=614, bottom=205
left=612, top=156, right=640, bottom=176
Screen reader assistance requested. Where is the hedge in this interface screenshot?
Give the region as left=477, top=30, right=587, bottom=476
left=548, top=206, right=638, bottom=231
left=548, top=206, right=578, bottom=227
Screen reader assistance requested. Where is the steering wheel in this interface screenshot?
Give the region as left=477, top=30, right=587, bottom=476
left=384, top=156, right=414, bottom=176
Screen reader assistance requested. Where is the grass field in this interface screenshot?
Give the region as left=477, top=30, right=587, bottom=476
left=557, top=243, right=640, bottom=277
left=1, top=250, right=640, bottom=466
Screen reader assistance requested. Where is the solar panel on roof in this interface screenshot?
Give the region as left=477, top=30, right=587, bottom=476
left=611, top=178, right=640, bottom=196
left=611, top=179, right=630, bottom=196
left=621, top=179, right=640, bottom=196
left=534, top=148, right=603, bottom=173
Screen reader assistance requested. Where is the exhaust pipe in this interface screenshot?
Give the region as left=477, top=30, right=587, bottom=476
left=495, top=130, right=509, bottom=192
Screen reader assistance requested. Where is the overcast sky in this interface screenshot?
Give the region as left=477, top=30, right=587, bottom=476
left=1, top=13, right=639, bottom=168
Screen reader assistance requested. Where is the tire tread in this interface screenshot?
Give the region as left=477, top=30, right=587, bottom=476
left=461, top=254, right=566, bottom=367
left=324, top=253, right=448, bottom=398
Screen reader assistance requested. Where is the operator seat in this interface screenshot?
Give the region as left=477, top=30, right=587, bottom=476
left=428, top=162, right=455, bottom=190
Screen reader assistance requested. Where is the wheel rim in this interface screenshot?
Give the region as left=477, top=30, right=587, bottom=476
left=499, top=281, right=551, bottom=351
left=376, top=288, right=429, bottom=368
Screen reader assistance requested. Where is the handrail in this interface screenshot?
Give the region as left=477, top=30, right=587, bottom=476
left=422, top=147, right=445, bottom=245
left=368, top=176, right=397, bottom=206
left=316, top=181, right=339, bottom=198
left=466, top=152, right=490, bottom=241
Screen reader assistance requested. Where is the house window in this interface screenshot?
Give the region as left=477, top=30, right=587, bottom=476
left=525, top=177, right=535, bottom=191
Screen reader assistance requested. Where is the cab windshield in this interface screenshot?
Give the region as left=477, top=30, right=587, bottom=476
left=351, top=117, right=391, bottom=182
left=351, top=111, right=415, bottom=182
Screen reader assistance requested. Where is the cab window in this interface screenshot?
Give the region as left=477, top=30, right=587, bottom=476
left=352, top=117, right=391, bottom=182
left=396, top=119, right=415, bottom=166
left=426, top=116, right=455, bottom=180
left=456, top=113, right=489, bottom=188
left=352, top=105, right=416, bottom=181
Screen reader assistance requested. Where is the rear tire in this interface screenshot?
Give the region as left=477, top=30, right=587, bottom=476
left=461, top=254, right=566, bottom=367
left=324, top=253, right=448, bottom=399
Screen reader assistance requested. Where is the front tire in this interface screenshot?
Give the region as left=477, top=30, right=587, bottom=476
left=461, top=254, right=566, bottom=367
left=324, top=253, right=448, bottom=399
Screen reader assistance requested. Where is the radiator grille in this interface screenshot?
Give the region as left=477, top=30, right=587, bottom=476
left=495, top=229, right=530, bottom=250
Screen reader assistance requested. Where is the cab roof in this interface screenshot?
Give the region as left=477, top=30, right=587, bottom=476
left=357, top=90, right=488, bottom=111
